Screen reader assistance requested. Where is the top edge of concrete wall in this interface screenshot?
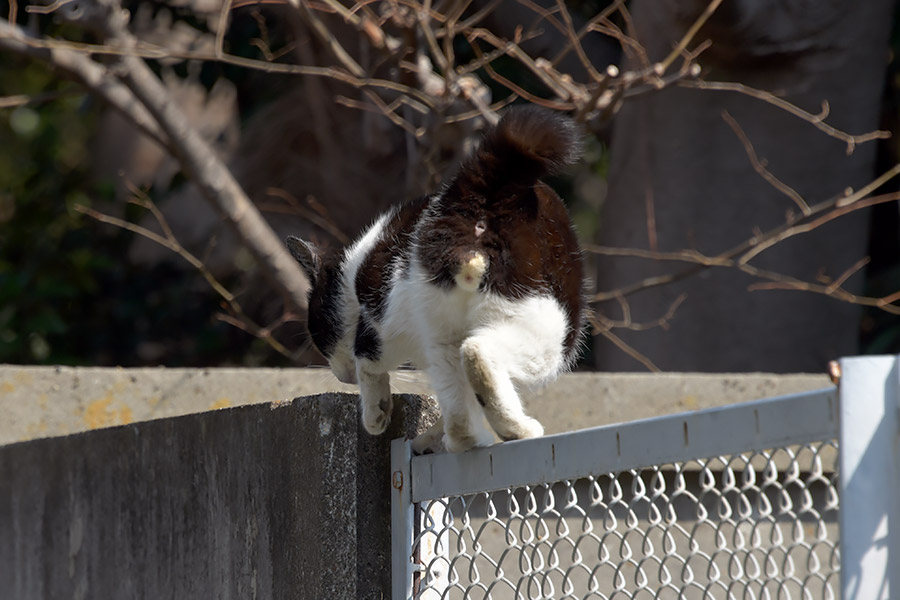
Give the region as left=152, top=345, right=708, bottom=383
left=0, top=364, right=831, bottom=447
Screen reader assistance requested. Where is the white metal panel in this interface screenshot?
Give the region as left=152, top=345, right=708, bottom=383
left=391, top=438, right=414, bottom=600
left=840, top=355, right=900, bottom=600
left=411, top=387, right=837, bottom=502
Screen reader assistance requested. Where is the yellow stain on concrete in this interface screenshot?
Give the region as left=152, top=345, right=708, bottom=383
left=26, top=422, right=48, bottom=437
left=83, top=395, right=134, bottom=429
left=680, top=395, right=700, bottom=411
left=209, top=397, right=232, bottom=410
left=0, top=381, right=14, bottom=394
left=13, top=371, right=34, bottom=385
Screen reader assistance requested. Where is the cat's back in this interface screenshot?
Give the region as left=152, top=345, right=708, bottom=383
left=354, top=196, right=430, bottom=320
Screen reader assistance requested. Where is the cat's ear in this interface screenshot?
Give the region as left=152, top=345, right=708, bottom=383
left=286, top=236, right=321, bottom=285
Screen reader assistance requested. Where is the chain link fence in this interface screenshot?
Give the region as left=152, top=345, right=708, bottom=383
left=413, top=442, right=839, bottom=599
left=393, top=356, right=900, bottom=600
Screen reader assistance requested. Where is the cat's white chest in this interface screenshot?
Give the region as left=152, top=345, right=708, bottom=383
left=394, top=261, right=496, bottom=345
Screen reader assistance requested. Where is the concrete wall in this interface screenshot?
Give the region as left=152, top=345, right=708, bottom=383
left=0, top=366, right=833, bottom=599
left=0, top=366, right=831, bottom=445
left=0, top=392, right=438, bottom=600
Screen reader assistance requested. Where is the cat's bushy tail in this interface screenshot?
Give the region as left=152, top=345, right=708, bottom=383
left=456, top=106, right=582, bottom=192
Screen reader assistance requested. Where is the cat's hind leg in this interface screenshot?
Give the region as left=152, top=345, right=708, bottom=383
left=461, top=297, right=568, bottom=442
left=410, top=416, right=444, bottom=454
left=461, top=339, right=544, bottom=441
left=428, top=343, right=496, bottom=453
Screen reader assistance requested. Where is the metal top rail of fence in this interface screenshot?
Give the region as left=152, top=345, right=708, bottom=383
left=391, top=355, right=900, bottom=600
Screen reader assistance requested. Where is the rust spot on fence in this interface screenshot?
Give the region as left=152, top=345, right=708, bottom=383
left=828, top=361, right=841, bottom=384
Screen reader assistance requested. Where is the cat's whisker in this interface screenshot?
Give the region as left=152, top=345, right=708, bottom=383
left=390, top=370, right=422, bottom=383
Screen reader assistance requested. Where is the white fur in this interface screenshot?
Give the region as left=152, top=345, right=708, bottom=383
left=326, top=211, right=394, bottom=385
left=332, top=207, right=572, bottom=453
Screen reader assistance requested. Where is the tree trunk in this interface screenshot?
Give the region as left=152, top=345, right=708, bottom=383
left=595, top=0, right=896, bottom=372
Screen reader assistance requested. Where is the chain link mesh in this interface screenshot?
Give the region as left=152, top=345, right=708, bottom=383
left=411, top=441, right=839, bottom=599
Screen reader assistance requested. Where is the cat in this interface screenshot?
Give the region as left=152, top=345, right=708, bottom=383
left=287, top=106, right=585, bottom=453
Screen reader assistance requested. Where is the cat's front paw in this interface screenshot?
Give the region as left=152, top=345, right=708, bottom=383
left=362, top=396, right=392, bottom=435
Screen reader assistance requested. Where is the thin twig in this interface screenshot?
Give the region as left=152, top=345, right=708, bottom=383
left=721, top=110, right=810, bottom=215
left=4, top=26, right=438, bottom=108
left=214, top=0, right=232, bottom=59
left=550, top=0, right=624, bottom=70
left=296, top=0, right=366, bottom=77
left=826, top=257, right=870, bottom=294
left=593, top=293, right=687, bottom=332
left=585, top=186, right=900, bottom=315
left=657, top=0, right=724, bottom=73
left=589, top=312, right=661, bottom=372
left=263, top=187, right=351, bottom=244
left=739, top=189, right=900, bottom=264
left=553, top=0, right=602, bottom=81
left=467, top=28, right=575, bottom=101
left=75, top=202, right=295, bottom=358
left=24, top=0, right=75, bottom=14
left=681, top=79, right=892, bottom=153
left=468, top=36, right=573, bottom=110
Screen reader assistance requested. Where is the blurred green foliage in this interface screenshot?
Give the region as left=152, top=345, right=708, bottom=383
left=0, top=54, right=249, bottom=366
left=0, top=55, right=103, bottom=363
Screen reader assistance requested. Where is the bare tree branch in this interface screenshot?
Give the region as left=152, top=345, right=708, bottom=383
left=721, top=110, right=810, bottom=215
left=0, top=20, right=169, bottom=149
left=588, top=312, right=662, bottom=372
left=75, top=197, right=299, bottom=360
left=4, top=0, right=897, bottom=367
left=586, top=189, right=900, bottom=315
left=58, top=0, right=311, bottom=312
left=657, top=0, right=724, bottom=73
left=681, top=79, right=892, bottom=153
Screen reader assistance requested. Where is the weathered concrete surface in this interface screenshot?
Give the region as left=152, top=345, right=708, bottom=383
left=0, top=366, right=429, bottom=445
left=529, top=371, right=832, bottom=435
left=0, top=365, right=830, bottom=445
left=0, top=393, right=438, bottom=600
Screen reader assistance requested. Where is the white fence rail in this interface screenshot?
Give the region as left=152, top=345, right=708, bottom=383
left=392, top=355, right=900, bottom=599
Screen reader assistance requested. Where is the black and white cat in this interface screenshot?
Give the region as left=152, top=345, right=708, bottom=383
left=288, top=106, right=585, bottom=453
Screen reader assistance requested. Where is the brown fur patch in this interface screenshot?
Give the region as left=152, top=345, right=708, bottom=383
left=417, top=181, right=584, bottom=357
left=355, top=196, right=429, bottom=321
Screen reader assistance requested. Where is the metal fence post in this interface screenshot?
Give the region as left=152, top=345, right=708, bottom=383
left=839, top=355, right=900, bottom=600
left=392, top=438, right=414, bottom=600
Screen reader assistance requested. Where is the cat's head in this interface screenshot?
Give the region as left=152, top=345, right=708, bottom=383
left=286, top=236, right=357, bottom=384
